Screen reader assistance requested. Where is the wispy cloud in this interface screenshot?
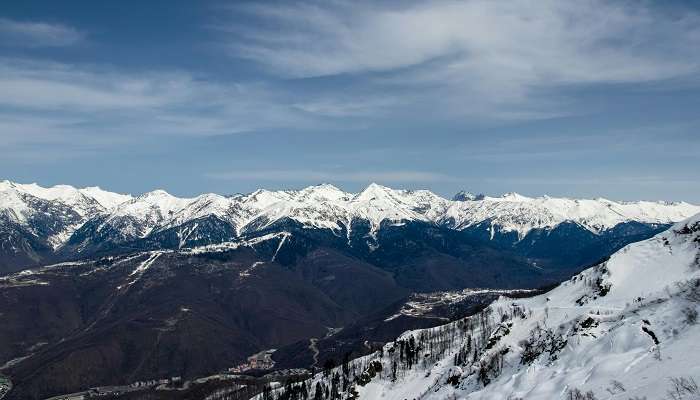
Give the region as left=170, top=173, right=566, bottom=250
left=0, top=58, right=337, bottom=155
left=0, top=54, right=401, bottom=151
left=217, top=0, right=700, bottom=120
left=0, top=18, right=84, bottom=47
left=227, top=1, right=700, bottom=81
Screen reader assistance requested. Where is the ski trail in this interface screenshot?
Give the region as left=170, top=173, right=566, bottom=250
left=176, top=223, right=198, bottom=249
left=115, top=252, right=163, bottom=290
left=87, top=252, right=164, bottom=333
left=129, top=252, right=161, bottom=277
left=271, top=233, right=289, bottom=262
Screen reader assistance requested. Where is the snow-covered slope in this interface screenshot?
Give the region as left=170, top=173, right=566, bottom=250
left=96, top=189, right=191, bottom=240
left=297, top=213, right=700, bottom=399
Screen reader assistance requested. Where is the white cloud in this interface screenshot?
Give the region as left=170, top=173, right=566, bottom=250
left=0, top=58, right=330, bottom=152
left=229, top=1, right=700, bottom=81
left=0, top=56, right=388, bottom=141
left=3, top=2, right=700, bottom=167
left=220, top=0, right=700, bottom=118
left=0, top=60, right=172, bottom=110
left=0, top=18, right=83, bottom=47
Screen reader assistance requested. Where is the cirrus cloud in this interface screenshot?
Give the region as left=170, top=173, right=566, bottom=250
left=219, top=0, right=700, bottom=119
left=0, top=17, right=84, bottom=47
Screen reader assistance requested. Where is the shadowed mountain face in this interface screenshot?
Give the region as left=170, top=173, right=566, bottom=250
left=459, top=220, right=670, bottom=269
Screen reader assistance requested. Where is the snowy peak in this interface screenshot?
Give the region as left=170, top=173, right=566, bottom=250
left=355, top=182, right=394, bottom=201
left=98, top=190, right=194, bottom=239
left=443, top=192, right=700, bottom=238
left=452, top=191, right=483, bottom=201
left=297, top=183, right=348, bottom=202
left=135, top=189, right=177, bottom=201
left=0, top=180, right=132, bottom=216
left=494, top=191, right=532, bottom=202
left=349, top=184, right=450, bottom=232
left=77, top=186, right=132, bottom=209
left=0, top=180, right=130, bottom=220
left=163, top=193, right=234, bottom=229
left=132, top=189, right=189, bottom=213
left=0, top=181, right=133, bottom=253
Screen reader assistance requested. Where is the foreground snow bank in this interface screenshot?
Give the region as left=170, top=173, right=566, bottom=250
left=359, top=214, right=700, bottom=399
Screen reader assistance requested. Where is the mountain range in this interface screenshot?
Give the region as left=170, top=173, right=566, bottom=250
left=2, top=180, right=697, bottom=275
left=1, top=180, right=699, bottom=399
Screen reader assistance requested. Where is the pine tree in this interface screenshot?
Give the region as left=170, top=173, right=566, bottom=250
left=301, top=382, right=308, bottom=400
left=314, top=382, right=323, bottom=400
left=331, top=372, right=340, bottom=400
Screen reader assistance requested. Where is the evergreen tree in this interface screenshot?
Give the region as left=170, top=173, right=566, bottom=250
left=314, top=382, right=323, bottom=400
left=263, top=385, right=274, bottom=400
left=331, top=372, right=340, bottom=400
left=301, top=382, right=308, bottom=400
left=342, top=352, right=351, bottom=377
left=323, top=359, right=336, bottom=378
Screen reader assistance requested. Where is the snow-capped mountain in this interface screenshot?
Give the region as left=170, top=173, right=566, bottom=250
left=2, top=179, right=699, bottom=273
left=0, top=181, right=132, bottom=272
left=272, top=213, right=700, bottom=400
left=0, top=180, right=130, bottom=225
left=63, top=182, right=700, bottom=245
left=443, top=192, right=699, bottom=239
left=61, top=182, right=700, bottom=269
left=452, top=191, right=484, bottom=201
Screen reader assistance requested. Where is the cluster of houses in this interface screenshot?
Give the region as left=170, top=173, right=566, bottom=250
left=228, top=349, right=276, bottom=373
left=129, top=376, right=182, bottom=388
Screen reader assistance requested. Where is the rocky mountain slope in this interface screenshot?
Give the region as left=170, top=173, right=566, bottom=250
left=280, top=213, right=700, bottom=400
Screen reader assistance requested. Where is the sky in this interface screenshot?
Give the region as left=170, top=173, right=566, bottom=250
left=1, top=0, right=699, bottom=201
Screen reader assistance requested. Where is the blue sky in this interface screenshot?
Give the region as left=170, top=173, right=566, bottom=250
left=1, top=0, right=699, bottom=201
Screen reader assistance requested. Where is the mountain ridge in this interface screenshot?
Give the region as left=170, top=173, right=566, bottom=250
left=2, top=179, right=699, bottom=274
